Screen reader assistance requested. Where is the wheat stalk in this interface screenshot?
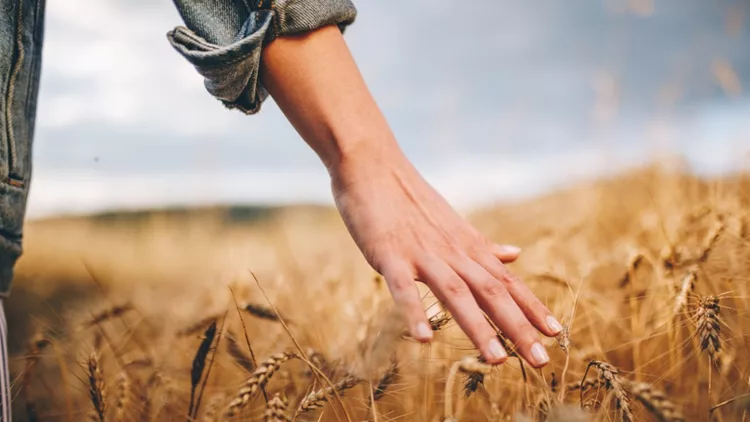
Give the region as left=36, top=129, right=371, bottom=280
left=673, top=269, right=697, bottom=315
left=565, top=379, right=603, bottom=392
left=176, top=314, right=220, bottom=337
left=373, top=359, right=399, bottom=401
left=200, top=393, right=226, bottom=422
left=84, top=303, right=134, bottom=328
left=297, top=375, right=362, bottom=414
left=429, top=311, right=453, bottom=331
left=188, top=321, right=217, bottom=418
left=113, top=371, right=129, bottom=422
left=401, top=310, right=453, bottom=339
left=22, top=334, right=50, bottom=422
left=695, top=296, right=721, bottom=362
left=619, top=252, right=644, bottom=287
left=264, top=393, right=291, bottom=422
left=227, top=332, right=256, bottom=373
left=244, top=303, right=282, bottom=321
left=87, top=351, right=107, bottom=422
left=225, top=352, right=298, bottom=417
left=463, top=354, right=486, bottom=398
left=446, top=357, right=493, bottom=420
left=307, top=348, right=334, bottom=378
left=582, top=361, right=633, bottom=422
left=698, top=220, right=724, bottom=262
left=624, top=380, right=685, bottom=422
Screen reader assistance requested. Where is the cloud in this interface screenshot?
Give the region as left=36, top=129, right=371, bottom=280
left=26, top=0, right=750, bottom=218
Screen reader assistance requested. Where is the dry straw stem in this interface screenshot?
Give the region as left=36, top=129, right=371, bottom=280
left=582, top=361, right=633, bottom=422
left=225, top=352, right=299, bottom=417
left=264, top=393, right=291, bottom=422
left=87, top=351, right=107, bottom=422
left=373, top=359, right=399, bottom=401
left=695, top=296, right=721, bottom=361
left=113, top=371, right=129, bottom=422
left=624, top=380, right=685, bottom=422
left=297, top=375, right=362, bottom=414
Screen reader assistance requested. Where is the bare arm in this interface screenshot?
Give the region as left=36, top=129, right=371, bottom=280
left=260, top=25, right=561, bottom=367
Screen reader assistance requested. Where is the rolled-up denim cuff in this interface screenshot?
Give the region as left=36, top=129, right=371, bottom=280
left=167, top=0, right=357, bottom=114
left=272, top=0, right=357, bottom=38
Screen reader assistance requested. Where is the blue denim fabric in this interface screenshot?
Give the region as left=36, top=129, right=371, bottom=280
left=168, top=0, right=357, bottom=113
left=0, top=0, right=357, bottom=297
left=0, top=0, right=45, bottom=297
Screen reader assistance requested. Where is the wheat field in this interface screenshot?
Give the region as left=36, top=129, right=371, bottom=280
left=7, top=165, right=750, bottom=421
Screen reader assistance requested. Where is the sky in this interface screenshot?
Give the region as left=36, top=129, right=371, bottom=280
left=26, top=0, right=750, bottom=218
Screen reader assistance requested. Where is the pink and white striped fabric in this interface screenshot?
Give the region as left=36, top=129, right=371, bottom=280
left=0, top=301, right=10, bottom=421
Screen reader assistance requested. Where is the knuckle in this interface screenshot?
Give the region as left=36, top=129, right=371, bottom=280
left=500, top=269, right=522, bottom=287
left=480, top=278, right=507, bottom=299
left=387, top=278, right=414, bottom=300
left=442, top=277, right=470, bottom=297
left=466, top=237, right=491, bottom=256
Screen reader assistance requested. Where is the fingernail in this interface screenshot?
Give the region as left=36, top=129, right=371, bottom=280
left=415, top=322, right=433, bottom=342
left=546, top=315, right=563, bottom=333
left=503, top=245, right=522, bottom=254
left=530, top=342, right=549, bottom=366
left=487, top=338, right=508, bottom=361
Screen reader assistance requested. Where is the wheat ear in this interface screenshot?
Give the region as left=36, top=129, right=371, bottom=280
left=87, top=351, right=107, bottom=422
left=625, top=380, right=685, bottom=422
left=297, top=375, right=362, bottom=414
left=113, top=370, right=129, bottom=422
left=445, top=357, right=493, bottom=420
left=373, top=359, right=399, bottom=401
left=582, top=361, right=633, bottom=422
left=188, top=321, right=217, bottom=418
left=264, top=393, right=291, bottom=422
left=225, top=352, right=298, bottom=417
left=695, top=296, right=721, bottom=362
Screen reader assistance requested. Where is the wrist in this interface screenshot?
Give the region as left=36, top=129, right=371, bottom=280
left=325, top=130, right=404, bottom=174
left=327, top=134, right=411, bottom=187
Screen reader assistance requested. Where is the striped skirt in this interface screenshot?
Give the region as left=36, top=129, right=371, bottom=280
left=0, top=301, right=10, bottom=421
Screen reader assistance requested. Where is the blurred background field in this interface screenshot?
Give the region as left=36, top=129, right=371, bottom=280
left=8, top=165, right=750, bottom=421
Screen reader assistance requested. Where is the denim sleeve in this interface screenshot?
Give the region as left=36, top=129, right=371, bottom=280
left=167, top=0, right=357, bottom=114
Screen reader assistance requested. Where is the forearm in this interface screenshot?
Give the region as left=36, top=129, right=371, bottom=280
left=260, top=25, right=403, bottom=173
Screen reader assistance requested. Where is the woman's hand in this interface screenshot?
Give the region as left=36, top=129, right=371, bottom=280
left=260, top=25, right=562, bottom=366
left=329, top=147, right=561, bottom=367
